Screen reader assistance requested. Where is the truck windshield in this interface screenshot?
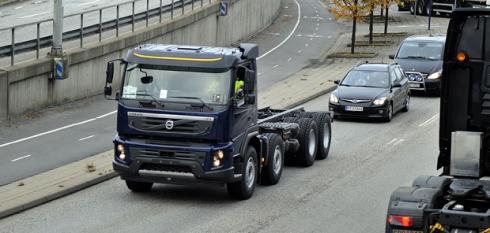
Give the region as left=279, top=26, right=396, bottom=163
left=121, top=63, right=231, bottom=108
left=397, top=41, right=444, bottom=60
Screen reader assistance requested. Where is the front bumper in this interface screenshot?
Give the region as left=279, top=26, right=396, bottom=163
left=408, top=79, right=441, bottom=93
left=113, top=136, right=238, bottom=185
left=329, top=103, right=389, bottom=119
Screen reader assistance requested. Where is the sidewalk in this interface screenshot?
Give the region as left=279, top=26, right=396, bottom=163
left=0, top=10, right=450, bottom=219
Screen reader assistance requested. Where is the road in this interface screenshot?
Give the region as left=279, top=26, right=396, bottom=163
left=0, top=93, right=441, bottom=232
left=0, top=0, right=343, bottom=186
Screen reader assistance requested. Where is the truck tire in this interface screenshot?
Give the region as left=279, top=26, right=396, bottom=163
left=126, top=180, right=153, bottom=192
left=310, top=112, right=332, bottom=160
left=295, top=118, right=318, bottom=167
left=227, top=146, right=258, bottom=199
left=261, top=133, right=285, bottom=185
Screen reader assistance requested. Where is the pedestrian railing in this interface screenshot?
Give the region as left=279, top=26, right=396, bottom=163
left=0, top=0, right=214, bottom=67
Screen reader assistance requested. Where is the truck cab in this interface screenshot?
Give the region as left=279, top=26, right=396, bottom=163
left=386, top=8, right=490, bottom=232
left=104, top=44, right=332, bottom=199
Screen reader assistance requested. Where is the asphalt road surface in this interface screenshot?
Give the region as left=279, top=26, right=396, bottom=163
left=0, top=0, right=344, bottom=186
left=0, top=93, right=441, bottom=232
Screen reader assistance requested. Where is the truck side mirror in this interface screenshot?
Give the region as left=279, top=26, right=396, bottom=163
left=106, top=62, right=114, bottom=84
left=389, top=54, right=395, bottom=59
left=104, top=86, right=113, bottom=96
left=244, top=70, right=255, bottom=92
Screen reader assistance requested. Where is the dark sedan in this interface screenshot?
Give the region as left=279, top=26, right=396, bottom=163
left=390, top=35, right=445, bottom=94
left=329, top=63, right=410, bottom=122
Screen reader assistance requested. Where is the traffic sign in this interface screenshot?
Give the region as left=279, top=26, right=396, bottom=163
left=219, top=2, right=228, bottom=16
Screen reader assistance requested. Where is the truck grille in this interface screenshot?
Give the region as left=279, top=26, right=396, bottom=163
left=482, top=94, right=490, bottom=116
left=131, top=148, right=206, bottom=163
left=127, top=112, right=213, bottom=135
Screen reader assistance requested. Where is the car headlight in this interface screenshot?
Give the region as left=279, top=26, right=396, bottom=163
left=373, top=97, right=387, bottom=106
left=428, top=70, right=442, bottom=80
left=330, top=94, right=339, bottom=103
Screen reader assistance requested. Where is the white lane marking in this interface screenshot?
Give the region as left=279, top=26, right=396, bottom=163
left=287, top=57, right=292, bottom=62
left=310, top=38, right=314, bottom=41
left=0, top=110, right=117, bottom=149
left=317, top=23, right=320, bottom=27
left=273, top=65, right=280, bottom=68
left=15, top=5, right=24, bottom=10
left=79, top=135, right=95, bottom=141
left=305, top=43, right=309, bottom=47
left=393, top=139, right=405, bottom=146
left=19, top=12, right=49, bottom=19
left=386, top=138, right=398, bottom=145
left=79, top=0, right=100, bottom=5
left=258, top=73, right=262, bottom=76
left=419, top=113, right=440, bottom=127
left=315, top=27, right=318, bottom=31
left=298, top=50, right=302, bottom=53
left=258, top=0, right=301, bottom=60
left=12, top=155, right=32, bottom=162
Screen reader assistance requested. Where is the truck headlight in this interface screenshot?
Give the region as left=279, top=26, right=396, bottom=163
left=213, top=150, right=225, bottom=167
left=330, top=94, right=339, bottom=103
left=428, top=70, right=442, bottom=80
left=117, top=144, right=126, bottom=160
left=373, top=97, right=387, bottom=106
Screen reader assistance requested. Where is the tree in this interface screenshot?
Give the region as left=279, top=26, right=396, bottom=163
left=330, top=0, right=371, bottom=53
left=364, top=0, right=382, bottom=44
left=380, top=0, right=400, bottom=34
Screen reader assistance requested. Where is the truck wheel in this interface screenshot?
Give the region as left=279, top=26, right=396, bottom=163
left=227, top=146, right=258, bottom=199
left=295, top=118, right=318, bottom=167
left=311, top=112, right=332, bottom=160
left=261, top=133, right=285, bottom=185
left=126, top=180, right=153, bottom=192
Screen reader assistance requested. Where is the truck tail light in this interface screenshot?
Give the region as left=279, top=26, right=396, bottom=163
left=456, top=52, right=467, bottom=62
left=388, top=215, right=413, bottom=227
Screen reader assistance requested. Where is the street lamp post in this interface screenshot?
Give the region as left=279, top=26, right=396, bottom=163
left=51, top=0, right=63, bottom=56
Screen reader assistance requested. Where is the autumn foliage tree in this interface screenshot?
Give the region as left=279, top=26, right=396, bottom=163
left=330, top=0, right=371, bottom=53
left=380, top=0, right=400, bottom=34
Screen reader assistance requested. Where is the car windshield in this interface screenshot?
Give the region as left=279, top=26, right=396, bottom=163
left=122, top=63, right=231, bottom=107
left=341, top=70, right=389, bottom=88
left=397, top=41, right=444, bottom=60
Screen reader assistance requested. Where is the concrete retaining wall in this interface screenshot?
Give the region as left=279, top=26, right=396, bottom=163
left=0, top=0, right=282, bottom=121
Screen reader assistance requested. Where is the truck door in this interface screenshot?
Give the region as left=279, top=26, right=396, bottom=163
left=231, top=64, right=258, bottom=153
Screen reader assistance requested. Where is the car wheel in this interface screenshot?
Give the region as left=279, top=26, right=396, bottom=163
left=294, top=118, right=318, bottom=167
left=261, top=133, right=285, bottom=185
left=126, top=180, right=153, bottom=192
left=384, top=104, right=393, bottom=122
left=401, top=95, right=410, bottom=112
left=227, top=146, right=258, bottom=199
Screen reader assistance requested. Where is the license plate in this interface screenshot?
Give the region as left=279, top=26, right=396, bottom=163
left=409, top=83, right=421, bottom=88
left=345, top=106, right=363, bottom=112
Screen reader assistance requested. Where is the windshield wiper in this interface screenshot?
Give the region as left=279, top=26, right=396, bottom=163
left=404, top=56, right=428, bottom=59
left=134, top=91, right=165, bottom=108
left=172, top=96, right=214, bottom=111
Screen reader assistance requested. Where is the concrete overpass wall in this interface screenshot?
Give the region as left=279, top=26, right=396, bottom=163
left=0, top=0, right=282, bottom=121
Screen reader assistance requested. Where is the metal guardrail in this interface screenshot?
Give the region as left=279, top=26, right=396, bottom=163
left=0, top=0, right=213, bottom=66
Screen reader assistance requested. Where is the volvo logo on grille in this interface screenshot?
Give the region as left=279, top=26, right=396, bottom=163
left=165, top=120, right=174, bottom=130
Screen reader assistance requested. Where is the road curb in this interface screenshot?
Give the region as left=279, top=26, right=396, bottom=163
left=0, top=0, right=23, bottom=7
left=0, top=172, right=117, bottom=219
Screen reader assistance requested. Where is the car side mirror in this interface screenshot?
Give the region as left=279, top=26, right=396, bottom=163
left=392, top=82, right=402, bottom=88
left=106, top=62, right=114, bottom=84
left=389, top=54, right=395, bottom=59
left=334, top=80, right=340, bottom=85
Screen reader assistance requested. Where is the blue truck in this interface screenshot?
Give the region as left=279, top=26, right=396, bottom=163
left=103, top=43, right=332, bottom=199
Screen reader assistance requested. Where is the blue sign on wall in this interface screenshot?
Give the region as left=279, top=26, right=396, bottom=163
left=219, top=2, right=228, bottom=16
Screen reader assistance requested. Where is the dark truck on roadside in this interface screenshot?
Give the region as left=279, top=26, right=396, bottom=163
left=386, top=8, right=490, bottom=232
left=103, top=43, right=333, bottom=199
left=410, top=0, right=487, bottom=16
